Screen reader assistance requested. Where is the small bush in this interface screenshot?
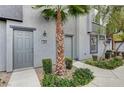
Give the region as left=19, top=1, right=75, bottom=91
left=72, top=68, right=94, bottom=86
left=105, top=50, right=112, bottom=59
left=55, top=78, right=73, bottom=87
left=65, top=57, right=73, bottom=69
left=42, top=74, right=58, bottom=87
left=42, top=58, right=52, bottom=74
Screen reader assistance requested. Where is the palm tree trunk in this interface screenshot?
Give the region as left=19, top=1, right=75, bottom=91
left=55, top=8, right=65, bottom=75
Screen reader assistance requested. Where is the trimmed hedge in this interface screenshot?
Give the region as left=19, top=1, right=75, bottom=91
left=42, top=58, right=52, bottom=74
left=42, top=68, right=94, bottom=87
left=65, top=57, right=73, bottom=69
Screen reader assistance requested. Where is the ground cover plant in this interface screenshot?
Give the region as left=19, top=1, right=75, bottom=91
left=42, top=68, right=94, bottom=87
left=85, top=57, right=124, bottom=69
left=40, top=58, right=94, bottom=87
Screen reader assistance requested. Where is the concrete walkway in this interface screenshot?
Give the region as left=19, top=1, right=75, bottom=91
left=7, top=68, right=40, bottom=87
left=73, top=61, right=124, bottom=87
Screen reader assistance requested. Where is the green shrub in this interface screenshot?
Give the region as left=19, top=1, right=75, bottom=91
left=42, top=58, right=52, bottom=74
left=85, top=57, right=124, bottom=69
left=72, top=68, right=94, bottom=86
left=42, top=68, right=94, bottom=87
left=106, top=58, right=123, bottom=69
left=42, top=74, right=58, bottom=87
left=55, top=78, right=73, bottom=87
left=96, top=61, right=107, bottom=68
left=105, top=50, right=112, bottom=59
left=65, top=57, right=73, bottom=69
left=42, top=74, right=74, bottom=87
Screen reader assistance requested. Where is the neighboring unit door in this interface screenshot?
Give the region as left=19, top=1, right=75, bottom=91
left=14, top=30, right=33, bottom=69
left=64, top=36, right=73, bottom=58
left=0, top=21, right=6, bottom=71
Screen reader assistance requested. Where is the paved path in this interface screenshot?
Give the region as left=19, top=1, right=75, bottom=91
left=73, top=61, right=124, bottom=87
left=7, top=68, right=40, bottom=87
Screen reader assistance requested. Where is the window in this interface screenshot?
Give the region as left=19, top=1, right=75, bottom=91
left=90, top=35, right=98, bottom=54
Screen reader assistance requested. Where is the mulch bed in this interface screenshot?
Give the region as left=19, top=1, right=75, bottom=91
left=0, top=71, right=12, bottom=87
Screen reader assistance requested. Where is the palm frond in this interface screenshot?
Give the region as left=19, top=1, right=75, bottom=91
left=68, top=5, right=90, bottom=16
left=33, top=5, right=90, bottom=22
left=41, top=8, right=56, bottom=20
left=60, top=10, right=68, bottom=21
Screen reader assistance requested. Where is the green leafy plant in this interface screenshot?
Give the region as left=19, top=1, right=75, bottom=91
left=85, top=57, right=124, bottom=69
left=42, top=58, right=52, bottom=74
left=42, top=68, right=94, bottom=87
left=42, top=74, right=58, bottom=87
left=96, top=61, right=107, bottom=68
left=72, top=68, right=94, bottom=86
left=65, top=57, right=73, bottom=69
left=105, top=57, right=123, bottom=69
left=105, top=50, right=112, bottom=59
left=55, top=78, right=73, bottom=87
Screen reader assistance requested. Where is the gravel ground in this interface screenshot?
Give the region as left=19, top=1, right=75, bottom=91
left=0, top=71, right=12, bottom=87
left=35, top=67, right=44, bottom=82
left=35, top=65, right=77, bottom=84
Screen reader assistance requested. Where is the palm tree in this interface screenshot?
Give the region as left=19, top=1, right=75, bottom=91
left=33, top=5, right=90, bottom=75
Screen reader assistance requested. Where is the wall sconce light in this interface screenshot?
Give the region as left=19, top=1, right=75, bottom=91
left=43, top=30, right=47, bottom=37
left=41, top=30, right=47, bottom=44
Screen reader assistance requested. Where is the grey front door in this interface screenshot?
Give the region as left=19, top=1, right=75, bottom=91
left=13, top=30, right=33, bottom=69
left=64, top=36, right=73, bottom=58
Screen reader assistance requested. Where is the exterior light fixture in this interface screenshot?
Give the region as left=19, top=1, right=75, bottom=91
left=41, top=30, right=47, bottom=44
left=43, top=30, right=47, bottom=37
